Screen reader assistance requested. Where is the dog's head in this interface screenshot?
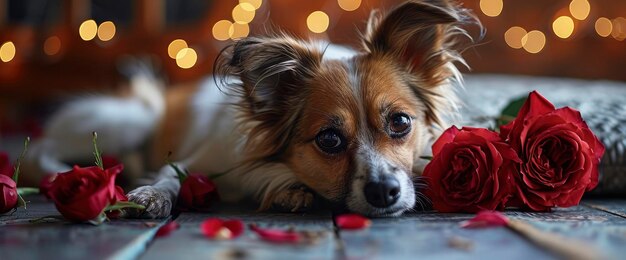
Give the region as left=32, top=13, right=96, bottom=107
left=217, top=0, right=477, bottom=216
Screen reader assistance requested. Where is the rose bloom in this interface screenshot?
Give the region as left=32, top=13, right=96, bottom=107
left=178, top=174, right=219, bottom=211
left=0, top=174, right=18, bottom=213
left=501, top=91, right=605, bottom=211
left=48, top=164, right=123, bottom=221
left=424, top=127, right=520, bottom=213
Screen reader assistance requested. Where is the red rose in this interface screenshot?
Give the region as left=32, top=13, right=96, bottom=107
left=424, top=126, right=520, bottom=213
left=48, top=164, right=123, bottom=221
left=0, top=152, right=13, bottom=178
left=178, top=174, right=219, bottom=211
left=0, top=174, right=18, bottom=213
left=501, top=91, right=605, bottom=211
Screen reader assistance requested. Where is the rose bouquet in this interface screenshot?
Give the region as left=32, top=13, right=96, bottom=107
left=424, top=91, right=604, bottom=212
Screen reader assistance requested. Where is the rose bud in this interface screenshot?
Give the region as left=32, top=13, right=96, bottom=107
left=424, top=127, right=520, bottom=213
left=48, top=164, right=123, bottom=222
left=0, top=174, right=18, bottom=213
left=335, top=214, right=371, bottom=230
left=200, top=218, right=244, bottom=240
left=501, top=91, right=605, bottom=211
left=178, top=174, right=219, bottom=211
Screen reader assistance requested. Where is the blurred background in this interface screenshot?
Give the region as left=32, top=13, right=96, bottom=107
left=0, top=0, right=625, bottom=140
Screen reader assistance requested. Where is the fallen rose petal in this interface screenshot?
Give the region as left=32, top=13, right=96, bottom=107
left=156, top=221, right=180, bottom=237
left=249, top=224, right=300, bottom=243
left=335, top=214, right=371, bottom=230
left=200, top=218, right=243, bottom=239
left=460, top=211, right=509, bottom=228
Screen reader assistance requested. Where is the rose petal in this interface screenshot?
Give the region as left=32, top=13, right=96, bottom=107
left=432, top=126, right=460, bottom=156
left=156, top=221, right=180, bottom=237
left=249, top=224, right=300, bottom=243
left=335, top=214, right=371, bottom=230
left=460, top=211, right=509, bottom=228
left=200, top=218, right=243, bottom=239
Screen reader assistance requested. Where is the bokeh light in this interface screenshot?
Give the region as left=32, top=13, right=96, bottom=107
left=338, top=0, right=361, bottom=12
left=229, top=23, right=250, bottom=39
left=612, top=17, right=626, bottom=41
left=479, top=0, right=503, bottom=17
left=175, top=48, right=197, bottom=69
left=595, top=17, right=613, bottom=37
left=239, top=0, right=262, bottom=10
left=232, top=3, right=255, bottom=24
left=213, top=20, right=234, bottom=41
left=522, top=30, right=546, bottom=54
left=44, top=36, right=61, bottom=56
left=0, top=41, right=16, bottom=62
left=552, top=16, right=575, bottom=39
left=167, top=39, right=188, bottom=59
left=97, top=21, right=116, bottom=41
left=504, top=26, right=527, bottom=49
left=79, top=19, right=98, bottom=41
left=307, top=11, right=330, bottom=34
left=569, top=0, right=590, bottom=21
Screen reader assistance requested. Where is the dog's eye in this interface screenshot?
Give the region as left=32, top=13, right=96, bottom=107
left=315, top=129, right=346, bottom=154
left=389, top=113, right=411, bottom=138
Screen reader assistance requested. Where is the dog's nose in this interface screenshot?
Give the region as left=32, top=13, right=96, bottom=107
left=364, top=177, right=400, bottom=208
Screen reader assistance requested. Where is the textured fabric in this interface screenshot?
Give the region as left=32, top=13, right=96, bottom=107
left=457, top=75, right=626, bottom=196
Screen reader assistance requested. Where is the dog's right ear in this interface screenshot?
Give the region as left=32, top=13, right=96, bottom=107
left=216, top=36, right=323, bottom=161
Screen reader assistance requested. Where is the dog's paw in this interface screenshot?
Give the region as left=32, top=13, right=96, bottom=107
left=125, top=186, right=172, bottom=219
left=271, top=186, right=316, bottom=213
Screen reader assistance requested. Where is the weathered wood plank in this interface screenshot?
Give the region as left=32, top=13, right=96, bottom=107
left=140, top=204, right=336, bottom=260
left=0, top=195, right=168, bottom=260
left=583, top=199, right=626, bottom=219
left=339, top=212, right=555, bottom=260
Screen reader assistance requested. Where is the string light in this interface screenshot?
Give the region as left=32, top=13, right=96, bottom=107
left=232, top=3, right=255, bottom=24
left=595, top=17, right=612, bottom=37
left=479, top=0, right=503, bottom=17
left=521, top=30, right=546, bottom=54
left=230, top=23, right=250, bottom=39
left=569, top=0, right=590, bottom=21
left=504, top=26, right=527, bottom=49
left=552, top=16, right=575, bottom=39
left=167, top=39, right=188, bottom=59
left=213, top=20, right=233, bottom=41
left=612, top=17, right=626, bottom=41
left=175, top=48, right=197, bottom=69
left=239, top=0, right=262, bottom=10
left=0, top=41, right=16, bottom=62
left=307, top=11, right=329, bottom=34
left=338, top=0, right=361, bottom=12
left=79, top=20, right=98, bottom=41
left=44, top=36, right=61, bottom=56
left=97, top=21, right=116, bottom=41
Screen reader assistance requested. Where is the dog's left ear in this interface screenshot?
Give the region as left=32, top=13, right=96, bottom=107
left=362, top=0, right=475, bottom=125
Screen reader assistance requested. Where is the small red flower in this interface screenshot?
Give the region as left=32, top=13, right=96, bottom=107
left=200, top=218, right=244, bottom=239
left=460, top=211, right=509, bottom=229
left=0, top=174, right=18, bottom=213
left=178, top=174, right=219, bottom=211
left=335, top=214, right=371, bottom=230
left=249, top=224, right=300, bottom=243
left=156, top=221, right=180, bottom=237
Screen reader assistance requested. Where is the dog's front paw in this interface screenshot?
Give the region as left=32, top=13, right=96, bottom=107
left=271, top=186, right=316, bottom=213
left=126, top=186, right=172, bottom=219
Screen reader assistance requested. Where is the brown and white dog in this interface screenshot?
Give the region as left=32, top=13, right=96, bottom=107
left=25, top=0, right=478, bottom=218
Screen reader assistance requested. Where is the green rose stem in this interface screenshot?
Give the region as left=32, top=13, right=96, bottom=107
left=12, top=137, right=38, bottom=209
left=166, top=151, right=227, bottom=184
left=91, top=132, right=145, bottom=223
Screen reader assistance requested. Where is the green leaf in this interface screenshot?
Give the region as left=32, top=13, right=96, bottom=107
left=12, top=137, right=30, bottom=183
left=496, top=96, right=527, bottom=129
left=208, top=171, right=228, bottom=180
left=87, top=212, right=108, bottom=225
left=104, top=201, right=146, bottom=212
left=17, top=187, right=40, bottom=196
left=92, top=132, right=104, bottom=170
left=419, top=156, right=433, bottom=161
left=166, top=152, right=188, bottom=184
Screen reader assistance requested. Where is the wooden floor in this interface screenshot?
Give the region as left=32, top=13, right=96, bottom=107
left=1, top=196, right=626, bottom=260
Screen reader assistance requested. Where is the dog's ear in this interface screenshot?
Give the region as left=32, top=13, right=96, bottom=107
left=362, top=0, right=475, bottom=125
left=217, top=36, right=323, bottom=161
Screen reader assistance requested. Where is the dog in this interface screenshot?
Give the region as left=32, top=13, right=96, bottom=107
left=24, top=0, right=478, bottom=218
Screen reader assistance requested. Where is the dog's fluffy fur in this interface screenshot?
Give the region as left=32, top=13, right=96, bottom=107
left=25, top=0, right=478, bottom=218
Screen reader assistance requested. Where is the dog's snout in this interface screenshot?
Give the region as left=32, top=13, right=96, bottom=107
left=364, top=177, right=401, bottom=208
